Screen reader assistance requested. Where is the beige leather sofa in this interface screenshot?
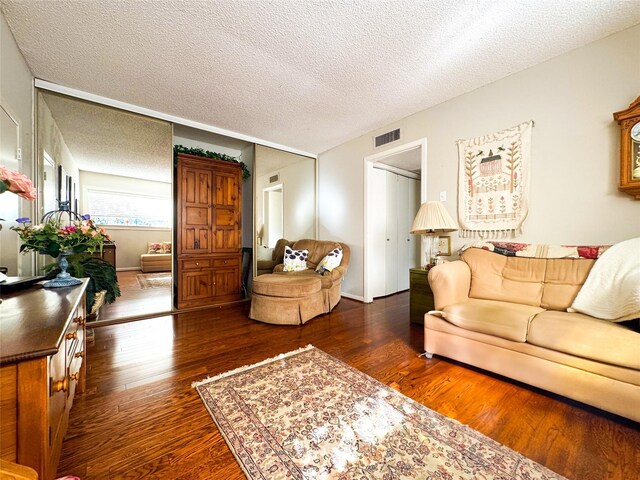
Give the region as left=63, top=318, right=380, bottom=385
left=250, top=239, right=350, bottom=324
left=424, top=247, right=640, bottom=421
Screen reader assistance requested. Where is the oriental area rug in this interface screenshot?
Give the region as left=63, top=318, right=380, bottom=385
left=136, top=272, right=171, bottom=289
left=193, top=345, right=566, bottom=480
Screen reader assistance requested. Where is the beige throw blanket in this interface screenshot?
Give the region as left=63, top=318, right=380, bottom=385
left=568, top=237, right=640, bottom=322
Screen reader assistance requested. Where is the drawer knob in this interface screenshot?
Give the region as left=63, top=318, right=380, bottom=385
left=74, top=316, right=86, bottom=325
left=196, top=262, right=199, bottom=266
left=75, top=351, right=84, bottom=358
left=66, top=331, right=78, bottom=340
left=51, top=377, right=68, bottom=394
left=69, top=372, right=80, bottom=382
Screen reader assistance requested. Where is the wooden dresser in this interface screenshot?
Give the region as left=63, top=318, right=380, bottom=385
left=0, top=279, right=88, bottom=480
left=176, top=154, right=243, bottom=309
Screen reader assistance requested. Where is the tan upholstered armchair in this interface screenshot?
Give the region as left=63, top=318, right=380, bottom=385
left=272, top=239, right=350, bottom=311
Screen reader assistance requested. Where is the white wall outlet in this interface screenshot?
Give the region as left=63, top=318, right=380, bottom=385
left=439, top=191, right=447, bottom=202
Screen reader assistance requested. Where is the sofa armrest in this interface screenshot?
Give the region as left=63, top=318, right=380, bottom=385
left=256, top=259, right=278, bottom=272
left=428, top=260, right=471, bottom=309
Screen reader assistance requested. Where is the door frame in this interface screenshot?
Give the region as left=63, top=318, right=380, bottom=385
left=363, top=138, right=427, bottom=303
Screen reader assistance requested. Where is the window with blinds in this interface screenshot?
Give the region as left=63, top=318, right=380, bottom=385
left=86, top=189, right=171, bottom=228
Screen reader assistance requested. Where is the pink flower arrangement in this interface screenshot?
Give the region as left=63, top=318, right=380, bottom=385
left=0, top=165, right=36, bottom=200
left=11, top=216, right=109, bottom=258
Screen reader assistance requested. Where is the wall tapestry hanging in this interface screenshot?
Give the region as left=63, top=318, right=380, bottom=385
left=457, top=121, right=533, bottom=238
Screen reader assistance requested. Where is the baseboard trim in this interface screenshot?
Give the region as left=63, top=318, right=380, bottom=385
left=341, top=292, right=365, bottom=303
left=116, top=267, right=143, bottom=272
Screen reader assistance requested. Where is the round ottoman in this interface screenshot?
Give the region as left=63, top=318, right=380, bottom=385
left=249, top=274, right=326, bottom=325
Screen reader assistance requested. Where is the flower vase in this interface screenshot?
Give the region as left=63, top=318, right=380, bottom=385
left=43, top=251, right=82, bottom=288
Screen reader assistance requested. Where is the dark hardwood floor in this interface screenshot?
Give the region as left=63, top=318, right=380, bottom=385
left=98, top=270, right=172, bottom=321
left=58, top=292, right=639, bottom=479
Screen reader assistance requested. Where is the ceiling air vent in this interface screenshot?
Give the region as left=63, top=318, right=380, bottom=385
left=374, top=128, right=401, bottom=148
left=269, top=174, right=279, bottom=183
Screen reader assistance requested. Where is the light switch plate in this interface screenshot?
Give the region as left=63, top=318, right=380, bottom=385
left=439, top=191, right=447, bottom=201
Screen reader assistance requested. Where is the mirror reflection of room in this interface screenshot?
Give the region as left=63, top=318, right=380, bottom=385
left=36, top=91, right=173, bottom=322
left=254, top=145, right=316, bottom=276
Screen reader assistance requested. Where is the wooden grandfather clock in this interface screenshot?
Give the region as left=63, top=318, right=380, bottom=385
left=613, top=96, right=640, bottom=200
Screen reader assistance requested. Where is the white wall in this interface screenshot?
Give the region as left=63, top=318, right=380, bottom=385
left=319, top=24, right=640, bottom=299
left=37, top=93, right=80, bottom=204
left=80, top=171, right=172, bottom=269
left=255, top=149, right=316, bottom=252
left=0, top=11, right=34, bottom=276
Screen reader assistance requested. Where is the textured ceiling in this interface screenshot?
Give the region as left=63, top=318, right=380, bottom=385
left=41, top=92, right=173, bottom=182
left=3, top=1, right=640, bottom=155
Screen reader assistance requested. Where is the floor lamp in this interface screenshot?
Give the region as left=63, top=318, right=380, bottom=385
left=410, top=201, right=458, bottom=268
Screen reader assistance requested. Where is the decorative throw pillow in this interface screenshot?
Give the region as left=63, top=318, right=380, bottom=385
left=316, top=248, right=343, bottom=274
left=283, top=246, right=309, bottom=272
left=147, top=242, right=163, bottom=254
left=162, top=241, right=172, bottom=254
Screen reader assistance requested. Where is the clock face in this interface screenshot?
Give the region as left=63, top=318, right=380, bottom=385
left=632, top=121, right=640, bottom=141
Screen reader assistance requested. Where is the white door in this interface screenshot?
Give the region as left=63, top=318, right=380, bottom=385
left=371, top=170, right=421, bottom=298
left=369, top=168, right=387, bottom=298
left=397, top=175, right=421, bottom=290
left=384, top=171, right=399, bottom=295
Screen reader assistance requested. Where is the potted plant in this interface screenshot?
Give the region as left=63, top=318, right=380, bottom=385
left=44, top=253, right=121, bottom=318
left=11, top=215, right=120, bottom=312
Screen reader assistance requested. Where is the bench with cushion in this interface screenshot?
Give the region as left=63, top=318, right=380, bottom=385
left=140, top=241, right=172, bottom=272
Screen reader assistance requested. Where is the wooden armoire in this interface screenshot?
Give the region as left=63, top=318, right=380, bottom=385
left=176, top=153, right=243, bottom=309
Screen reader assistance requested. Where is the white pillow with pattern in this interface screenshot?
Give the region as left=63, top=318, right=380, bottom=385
left=283, top=246, right=309, bottom=272
left=316, top=248, right=343, bottom=273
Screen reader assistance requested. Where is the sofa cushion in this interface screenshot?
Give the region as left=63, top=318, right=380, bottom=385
left=437, top=298, right=545, bottom=342
left=462, top=248, right=596, bottom=310
left=274, top=269, right=334, bottom=289
left=292, top=239, right=343, bottom=269
left=462, top=249, right=544, bottom=307
left=540, top=258, right=594, bottom=310
left=252, top=274, right=321, bottom=298
left=528, top=311, right=640, bottom=369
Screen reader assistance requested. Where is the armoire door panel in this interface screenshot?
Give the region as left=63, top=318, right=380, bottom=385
left=215, top=174, right=239, bottom=208
left=182, top=227, right=209, bottom=253
left=181, top=271, right=213, bottom=302
left=182, top=169, right=210, bottom=205
left=185, top=206, right=209, bottom=225
left=213, top=229, right=240, bottom=251
left=214, top=268, right=241, bottom=297
left=214, top=207, right=235, bottom=227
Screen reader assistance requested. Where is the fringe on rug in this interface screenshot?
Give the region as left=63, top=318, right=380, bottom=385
left=192, top=344, right=315, bottom=388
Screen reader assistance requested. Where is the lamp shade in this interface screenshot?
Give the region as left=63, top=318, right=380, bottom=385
left=410, top=201, right=458, bottom=234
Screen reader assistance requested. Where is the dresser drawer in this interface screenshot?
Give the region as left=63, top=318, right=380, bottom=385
left=181, top=258, right=212, bottom=270
left=213, top=257, right=239, bottom=268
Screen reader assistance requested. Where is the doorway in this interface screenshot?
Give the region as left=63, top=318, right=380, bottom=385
left=364, top=139, right=427, bottom=303
left=263, top=184, right=284, bottom=248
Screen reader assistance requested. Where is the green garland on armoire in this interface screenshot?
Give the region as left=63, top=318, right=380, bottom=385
left=173, top=145, right=251, bottom=180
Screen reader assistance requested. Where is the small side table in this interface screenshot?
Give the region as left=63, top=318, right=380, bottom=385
left=409, top=267, right=435, bottom=325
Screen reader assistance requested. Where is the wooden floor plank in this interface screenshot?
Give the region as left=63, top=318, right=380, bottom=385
left=58, top=292, right=639, bottom=479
